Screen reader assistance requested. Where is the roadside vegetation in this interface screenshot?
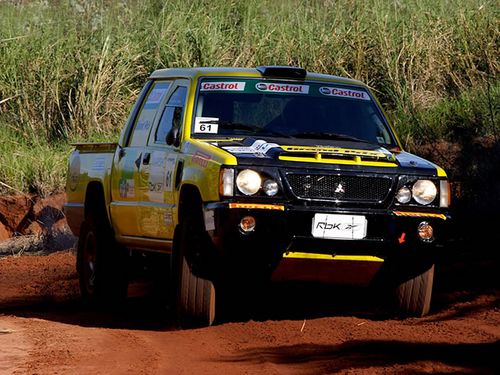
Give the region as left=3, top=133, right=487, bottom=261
left=0, top=0, right=498, bottom=195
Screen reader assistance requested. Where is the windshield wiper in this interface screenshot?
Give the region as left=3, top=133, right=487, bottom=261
left=291, top=131, right=374, bottom=144
left=212, top=121, right=290, bottom=138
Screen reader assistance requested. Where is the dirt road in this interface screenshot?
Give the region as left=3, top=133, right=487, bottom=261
left=0, top=251, right=498, bottom=374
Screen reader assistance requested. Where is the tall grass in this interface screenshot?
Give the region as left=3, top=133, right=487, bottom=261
left=0, top=128, right=69, bottom=196
left=0, top=0, right=498, bottom=194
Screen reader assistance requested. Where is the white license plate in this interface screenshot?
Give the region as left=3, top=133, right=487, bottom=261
left=311, top=214, right=367, bottom=240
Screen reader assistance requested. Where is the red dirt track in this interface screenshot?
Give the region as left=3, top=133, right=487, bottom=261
left=1, top=250, right=499, bottom=374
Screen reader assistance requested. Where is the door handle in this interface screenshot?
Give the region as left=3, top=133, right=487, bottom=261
left=118, top=146, right=126, bottom=160
left=142, top=152, right=151, bottom=165
left=135, top=153, right=142, bottom=169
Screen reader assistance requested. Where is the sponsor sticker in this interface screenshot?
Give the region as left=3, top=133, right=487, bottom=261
left=68, top=155, right=80, bottom=191
left=204, top=209, right=215, bottom=231
left=319, top=87, right=370, bottom=101
left=194, top=117, right=219, bottom=134
left=192, top=151, right=212, bottom=168
left=147, top=152, right=167, bottom=203
left=164, top=212, right=173, bottom=225
left=147, top=87, right=167, bottom=104
left=119, top=179, right=135, bottom=199
left=200, top=82, right=246, bottom=91
left=311, top=213, right=367, bottom=240
left=91, top=156, right=106, bottom=172
left=164, top=157, right=177, bottom=191
left=251, top=139, right=280, bottom=153
left=223, top=146, right=255, bottom=154
left=224, top=140, right=280, bottom=155
left=135, top=119, right=152, bottom=131
left=255, top=82, right=309, bottom=94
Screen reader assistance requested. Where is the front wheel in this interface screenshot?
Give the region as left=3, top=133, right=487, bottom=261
left=395, top=264, right=434, bottom=317
left=174, top=212, right=216, bottom=327
left=178, top=255, right=216, bottom=326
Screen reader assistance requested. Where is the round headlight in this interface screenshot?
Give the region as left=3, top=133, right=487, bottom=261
left=396, top=186, right=412, bottom=204
left=412, top=180, right=437, bottom=205
left=262, top=179, right=279, bottom=196
left=236, top=169, right=262, bottom=195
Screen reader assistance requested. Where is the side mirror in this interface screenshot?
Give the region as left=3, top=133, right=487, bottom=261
left=166, top=127, right=180, bottom=147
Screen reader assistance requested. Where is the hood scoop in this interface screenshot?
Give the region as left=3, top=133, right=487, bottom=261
left=279, top=145, right=398, bottom=166
left=220, top=138, right=398, bottom=167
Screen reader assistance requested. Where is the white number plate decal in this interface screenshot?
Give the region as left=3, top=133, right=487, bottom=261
left=194, top=117, right=219, bottom=134
left=311, top=214, right=367, bottom=240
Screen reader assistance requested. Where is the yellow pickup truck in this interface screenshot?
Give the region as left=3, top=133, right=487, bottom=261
left=64, top=66, right=451, bottom=326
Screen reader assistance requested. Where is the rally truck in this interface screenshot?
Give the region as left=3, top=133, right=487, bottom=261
left=64, top=66, right=451, bottom=326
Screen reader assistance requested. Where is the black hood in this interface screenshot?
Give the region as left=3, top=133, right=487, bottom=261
left=208, top=137, right=440, bottom=177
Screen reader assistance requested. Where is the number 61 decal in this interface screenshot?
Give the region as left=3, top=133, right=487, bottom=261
left=194, top=117, right=219, bottom=134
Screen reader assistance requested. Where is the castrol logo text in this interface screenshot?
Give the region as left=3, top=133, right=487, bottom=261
left=255, top=82, right=309, bottom=94
left=200, top=82, right=246, bottom=91
left=319, top=87, right=370, bottom=100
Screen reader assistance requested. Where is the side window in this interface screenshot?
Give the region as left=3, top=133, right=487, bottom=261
left=128, top=81, right=171, bottom=147
left=155, top=86, right=188, bottom=145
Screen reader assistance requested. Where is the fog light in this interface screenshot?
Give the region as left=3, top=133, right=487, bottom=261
left=418, top=221, right=434, bottom=242
left=239, top=216, right=256, bottom=233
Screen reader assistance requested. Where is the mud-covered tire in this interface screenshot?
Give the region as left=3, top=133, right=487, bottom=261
left=174, top=211, right=216, bottom=327
left=77, top=214, right=128, bottom=306
left=395, top=264, right=434, bottom=317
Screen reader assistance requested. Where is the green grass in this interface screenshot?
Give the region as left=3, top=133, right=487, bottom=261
left=391, top=82, right=500, bottom=146
left=0, top=128, right=70, bottom=196
left=0, top=0, right=498, bottom=195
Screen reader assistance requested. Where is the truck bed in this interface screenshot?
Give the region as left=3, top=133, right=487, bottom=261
left=64, top=143, right=117, bottom=236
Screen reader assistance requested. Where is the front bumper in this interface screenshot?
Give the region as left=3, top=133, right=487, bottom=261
left=204, top=201, right=450, bottom=285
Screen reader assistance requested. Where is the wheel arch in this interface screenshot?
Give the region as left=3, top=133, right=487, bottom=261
left=177, top=183, right=203, bottom=225
left=84, top=181, right=111, bottom=227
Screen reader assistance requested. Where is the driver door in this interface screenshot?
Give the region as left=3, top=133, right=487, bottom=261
left=137, top=81, right=188, bottom=241
left=110, top=81, right=171, bottom=237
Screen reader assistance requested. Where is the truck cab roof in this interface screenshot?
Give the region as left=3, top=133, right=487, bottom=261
left=148, top=66, right=365, bottom=87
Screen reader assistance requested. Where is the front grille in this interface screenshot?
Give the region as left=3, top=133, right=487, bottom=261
left=286, top=174, right=392, bottom=202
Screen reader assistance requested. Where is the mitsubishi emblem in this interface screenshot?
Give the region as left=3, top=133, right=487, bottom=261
left=334, top=183, right=345, bottom=194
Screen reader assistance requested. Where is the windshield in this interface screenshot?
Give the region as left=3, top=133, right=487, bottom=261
left=193, top=78, right=396, bottom=146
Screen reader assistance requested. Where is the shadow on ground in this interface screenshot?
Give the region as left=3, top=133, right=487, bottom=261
left=219, top=339, right=500, bottom=374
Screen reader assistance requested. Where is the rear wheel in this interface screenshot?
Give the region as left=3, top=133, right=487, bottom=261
left=174, top=209, right=216, bottom=327
left=77, top=213, right=128, bottom=306
left=395, top=264, right=434, bottom=317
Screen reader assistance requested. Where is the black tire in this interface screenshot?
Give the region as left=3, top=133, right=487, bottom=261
left=174, top=210, right=216, bottom=327
left=77, top=214, right=128, bottom=306
left=395, top=264, right=434, bottom=317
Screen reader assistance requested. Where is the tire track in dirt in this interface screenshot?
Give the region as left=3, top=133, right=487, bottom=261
left=0, top=251, right=499, bottom=374
left=3, top=317, right=161, bottom=375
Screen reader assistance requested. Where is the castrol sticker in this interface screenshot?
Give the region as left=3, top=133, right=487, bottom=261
left=319, top=87, right=370, bottom=100
left=255, top=82, right=309, bottom=94
left=200, top=82, right=246, bottom=91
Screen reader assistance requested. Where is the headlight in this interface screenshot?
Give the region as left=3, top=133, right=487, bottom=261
left=412, top=180, right=437, bottom=205
left=262, top=179, right=279, bottom=196
left=395, top=186, right=412, bottom=204
left=236, top=169, right=262, bottom=195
